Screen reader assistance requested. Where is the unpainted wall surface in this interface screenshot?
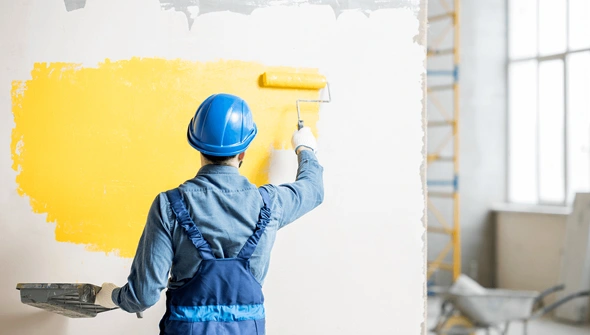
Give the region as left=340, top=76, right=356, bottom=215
left=0, top=0, right=426, bottom=334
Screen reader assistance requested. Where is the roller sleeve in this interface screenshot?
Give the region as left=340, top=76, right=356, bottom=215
left=261, top=72, right=327, bottom=90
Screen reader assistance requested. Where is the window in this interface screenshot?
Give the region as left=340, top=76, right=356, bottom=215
left=508, top=0, right=590, bottom=205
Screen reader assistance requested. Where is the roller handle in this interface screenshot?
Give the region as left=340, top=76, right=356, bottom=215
left=136, top=312, right=143, bottom=318
left=298, top=120, right=304, bottom=130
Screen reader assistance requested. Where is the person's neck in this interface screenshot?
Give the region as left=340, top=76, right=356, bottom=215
left=203, top=162, right=239, bottom=168
left=200, top=158, right=240, bottom=169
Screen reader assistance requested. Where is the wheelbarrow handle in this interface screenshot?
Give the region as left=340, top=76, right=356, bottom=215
left=533, top=284, right=565, bottom=310
left=532, top=290, right=590, bottom=319
left=535, top=284, right=565, bottom=304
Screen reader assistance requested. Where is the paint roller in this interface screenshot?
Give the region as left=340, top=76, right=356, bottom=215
left=260, top=71, right=331, bottom=130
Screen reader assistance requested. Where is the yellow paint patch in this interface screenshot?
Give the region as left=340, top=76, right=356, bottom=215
left=11, top=58, right=320, bottom=257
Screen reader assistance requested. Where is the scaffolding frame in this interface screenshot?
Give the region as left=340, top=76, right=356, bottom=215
left=427, top=0, right=461, bottom=281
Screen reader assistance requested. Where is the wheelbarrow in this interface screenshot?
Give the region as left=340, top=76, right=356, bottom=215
left=431, top=276, right=590, bottom=335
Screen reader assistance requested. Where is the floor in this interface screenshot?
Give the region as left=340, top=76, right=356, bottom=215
left=426, top=296, right=590, bottom=335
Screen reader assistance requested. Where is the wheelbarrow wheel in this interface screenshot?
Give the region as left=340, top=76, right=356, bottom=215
left=438, top=315, right=475, bottom=335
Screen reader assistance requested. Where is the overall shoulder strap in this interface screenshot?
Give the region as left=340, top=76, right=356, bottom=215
left=165, top=188, right=215, bottom=260
left=237, top=187, right=272, bottom=260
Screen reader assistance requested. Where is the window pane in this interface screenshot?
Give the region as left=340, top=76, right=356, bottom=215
left=509, top=61, right=538, bottom=203
left=509, top=0, right=537, bottom=59
left=569, top=0, right=590, bottom=50
left=538, top=60, right=565, bottom=203
left=539, top=0, right=566, bottom=55
left=567, top=52, right=590, bottom=203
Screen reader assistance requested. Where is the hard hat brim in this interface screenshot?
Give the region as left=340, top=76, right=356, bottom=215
left=187, top=126, right=257, bottom=156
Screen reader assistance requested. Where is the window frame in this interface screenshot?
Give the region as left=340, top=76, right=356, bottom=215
left=507, top=0, right=590, bottom=205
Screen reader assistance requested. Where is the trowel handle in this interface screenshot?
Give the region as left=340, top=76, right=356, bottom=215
left=136, top=312, right=143, bottom=318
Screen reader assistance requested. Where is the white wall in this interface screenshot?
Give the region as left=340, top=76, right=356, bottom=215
left=459, top=0, right=507, bottom=287
left=0, top=1, right=426, bottom=334
left=495, top=207, right=570, bottom=304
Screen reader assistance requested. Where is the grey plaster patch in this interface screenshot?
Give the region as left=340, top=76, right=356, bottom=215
left=64, top=0, right=86, bottom=11
left=159, top=0, right=199, bottom=29
left=197, top=0, right=417, bottom=15
left=160, top=0, right=419, bottom=29
left=62, top=0, right=419, bottom=28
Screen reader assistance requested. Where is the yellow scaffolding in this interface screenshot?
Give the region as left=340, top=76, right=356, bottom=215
left=427, top=0, right=461, bottom=281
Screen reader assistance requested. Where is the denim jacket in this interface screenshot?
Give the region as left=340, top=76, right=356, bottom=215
left=113, top=150, right=324, bottom=312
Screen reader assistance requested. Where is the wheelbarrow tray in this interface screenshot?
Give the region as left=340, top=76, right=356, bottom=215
left=445, top=289, right=539, bottom=326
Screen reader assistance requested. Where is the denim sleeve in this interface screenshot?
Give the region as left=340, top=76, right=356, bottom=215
left=275, top=149, right=324, bottom=229
left=112, top=193, right=173, bottom=313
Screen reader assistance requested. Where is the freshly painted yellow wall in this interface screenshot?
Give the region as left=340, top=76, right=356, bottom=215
left=11, top=58, right=320, bottom=257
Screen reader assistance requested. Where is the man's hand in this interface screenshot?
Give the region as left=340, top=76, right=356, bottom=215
left=95, top=282, right=119, bottom=308
left=292, top=127, right=317, bottom=154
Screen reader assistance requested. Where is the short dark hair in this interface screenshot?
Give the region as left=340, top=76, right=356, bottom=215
left=202, top=153, right=238, bottom=164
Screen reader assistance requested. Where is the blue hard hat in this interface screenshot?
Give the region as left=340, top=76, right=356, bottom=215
left=187, top=93, right=257, bottom=156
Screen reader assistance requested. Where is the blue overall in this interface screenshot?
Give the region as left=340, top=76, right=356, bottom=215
left=159, top=187, right=271, bottom=335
